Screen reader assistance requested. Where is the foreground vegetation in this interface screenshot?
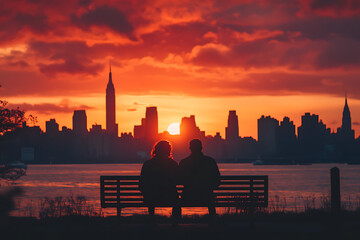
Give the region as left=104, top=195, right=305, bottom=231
left=2, top=190, right=360, bottom=240
left=1, top=210, right=360, bottom=240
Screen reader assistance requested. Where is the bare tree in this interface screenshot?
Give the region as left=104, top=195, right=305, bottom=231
left=0, top=99, right=25, bottom=135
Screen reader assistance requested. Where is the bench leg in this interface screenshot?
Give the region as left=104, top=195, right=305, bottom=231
left=148, top=206, right=155, bottom=216
left=172, top=206, right=181, bottom=226
left=117, top=207, right=121, bottom=217
left=208, top=206, right=216, bottom=216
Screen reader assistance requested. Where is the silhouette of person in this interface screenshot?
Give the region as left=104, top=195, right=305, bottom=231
left=139, top=140, right=181, bottom=223
left=179, top=139, right=220, bottom=216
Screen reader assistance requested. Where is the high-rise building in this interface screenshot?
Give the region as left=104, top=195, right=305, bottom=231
left=258, top=115, right=279, bottom=156
left=180, top=115, right=205, bottom=140
left=277, top=117, right=297, bottom=156
left=145, top=106, right=158, bottom=142
left=45, top=118, right=59, bottom=135
left=106, top=65, right=118, bottom=137
left=225, top=110, right=239, bottom=142
left=73, top=110, right=87, bottom=135
left=298, top=113, right=330, bottom=156
left=337, top=93, right=355, bottom=142
left=90, top=124, right=104, bottom=134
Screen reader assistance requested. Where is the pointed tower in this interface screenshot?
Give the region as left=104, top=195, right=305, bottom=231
left=338, top=92, right=354, bottom=141
left=106, top=65, right=118, bottom=136
left=342, top=92, right=351, bottom=132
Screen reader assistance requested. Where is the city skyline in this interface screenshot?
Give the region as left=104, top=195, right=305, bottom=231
left=36, top=92, right=356, bottom=141
left=3, top=96, right=357, bottom=164
left=6, top=67, right=359, bottom=140
left=4, top=80, right=360, bottom=139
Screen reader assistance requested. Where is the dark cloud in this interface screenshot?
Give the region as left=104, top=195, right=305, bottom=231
left=71, top=5, right=135, bottom=40
left=190, top=39, right=315, bottom=69
left=9, top=61, right=29, bottom=68
left=38, top=59, right=103, bottom=75
left=353, top=122, right=360, bottom=126
left=7, top=100, right=94, bottom=115
left=310, top=0, right=347, bottom=9
left=0, top=12, right=50, bottom=44
left=316, top=37, right=360, bottom=68
left=78, top=0, right=92, bottom=7
left=309, top=0, right=360, bottom=11
left=14, top=13, right=49, bottom=33
left=29, top=41, right=104, bottom=75
left=276, top=17, right=360, bottom=41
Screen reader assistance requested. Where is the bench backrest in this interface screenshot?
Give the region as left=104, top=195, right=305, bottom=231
left=100, top=175, right=268, bottom=208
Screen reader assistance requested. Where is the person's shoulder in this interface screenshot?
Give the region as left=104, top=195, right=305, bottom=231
left=203, top=155, right=217, bottom=164
left=179, top=156, right=191, bottom=166
left=168, top=158, right=179, bottom=166
left=142, top=158, right=154, bottom=167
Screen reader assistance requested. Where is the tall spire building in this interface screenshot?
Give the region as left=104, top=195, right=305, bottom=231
left=337, top=92, right=354, bottom=141
left=106, top=65, right=118, bottom=137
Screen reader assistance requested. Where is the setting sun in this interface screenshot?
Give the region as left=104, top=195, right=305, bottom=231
left=167, top=122, right=180, bottom=135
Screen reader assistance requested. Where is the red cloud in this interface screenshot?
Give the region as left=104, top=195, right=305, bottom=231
left=0, top=0, right=359, bottom=101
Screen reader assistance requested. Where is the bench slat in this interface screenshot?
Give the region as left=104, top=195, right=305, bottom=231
left=104, top=187, right=266, bottom=191
left=102, top=202, right=268, bottom=208
left=103, top=180, right=265, bottom=187
left=101, top=175, right=268, bottom=180
left=103, top=192, right=265, bottom=197
left=215, top=187, right=265, bottom=191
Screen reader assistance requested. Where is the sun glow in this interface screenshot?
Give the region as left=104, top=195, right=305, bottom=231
left=167, top=122, right=180, bottom=135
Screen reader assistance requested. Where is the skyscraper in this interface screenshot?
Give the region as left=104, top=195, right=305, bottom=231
left=258, top=115, right=279, bottom=156
left=180, top=115, right=205, bottom=140
left=298, top=113, right=330, bottom=156
left=225, top=110, right=239, bottom=142
left=337, top=93, right=355, bottom=141
left=73, top=110, right=87, bottom=135
left=145, top=106, right=158, bottom=142
left=277, top=117, right=297, bottom=156
left=45, top=118, right=59, bottom=135
left=106, top=65, right=118, bottom=137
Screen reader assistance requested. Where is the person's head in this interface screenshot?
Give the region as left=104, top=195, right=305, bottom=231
left=151, top=140, right=172, bottom=158
left=189, top=139, right=203, bottom=154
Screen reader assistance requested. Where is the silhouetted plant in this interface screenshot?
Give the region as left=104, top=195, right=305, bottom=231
left=38, top=195, right=102, bottom=218
left=319, top=194, right=331, bottom=210
left=0, top=99, right=25, bottom=135
left=302, top=195, right=317, bottom=211
left=270, top=195, right=287, bottom=213
left=0, top=167, right=26, bottom=183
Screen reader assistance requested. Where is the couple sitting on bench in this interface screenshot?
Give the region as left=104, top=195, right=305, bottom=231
left=139, top=139, right=220, bottom=223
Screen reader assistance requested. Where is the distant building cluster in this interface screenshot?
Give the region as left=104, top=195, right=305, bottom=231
left=1, top=69, right=359, bottom=164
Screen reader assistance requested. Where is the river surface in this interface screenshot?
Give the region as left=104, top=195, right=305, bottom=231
left=5, top=163, right=360, bottom=217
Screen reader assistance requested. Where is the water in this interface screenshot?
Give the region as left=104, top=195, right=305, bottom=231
left=5, top=163, right=360, bottom=217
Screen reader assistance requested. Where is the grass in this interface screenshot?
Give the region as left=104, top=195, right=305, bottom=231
left=3, top=193, right=360, bottom=240
left=13, top=193, right=360, bottom=220
left=38, top=195, right=102, bottom=218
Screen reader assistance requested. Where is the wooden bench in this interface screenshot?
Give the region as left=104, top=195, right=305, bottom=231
left=100, top=175, right=268, bottom=216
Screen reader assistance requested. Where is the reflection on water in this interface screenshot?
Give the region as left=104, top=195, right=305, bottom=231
left=8, top=163, right=360, bottom=217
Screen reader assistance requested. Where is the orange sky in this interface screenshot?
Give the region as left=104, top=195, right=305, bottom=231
left=1, top=0, right=360, bottom=138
